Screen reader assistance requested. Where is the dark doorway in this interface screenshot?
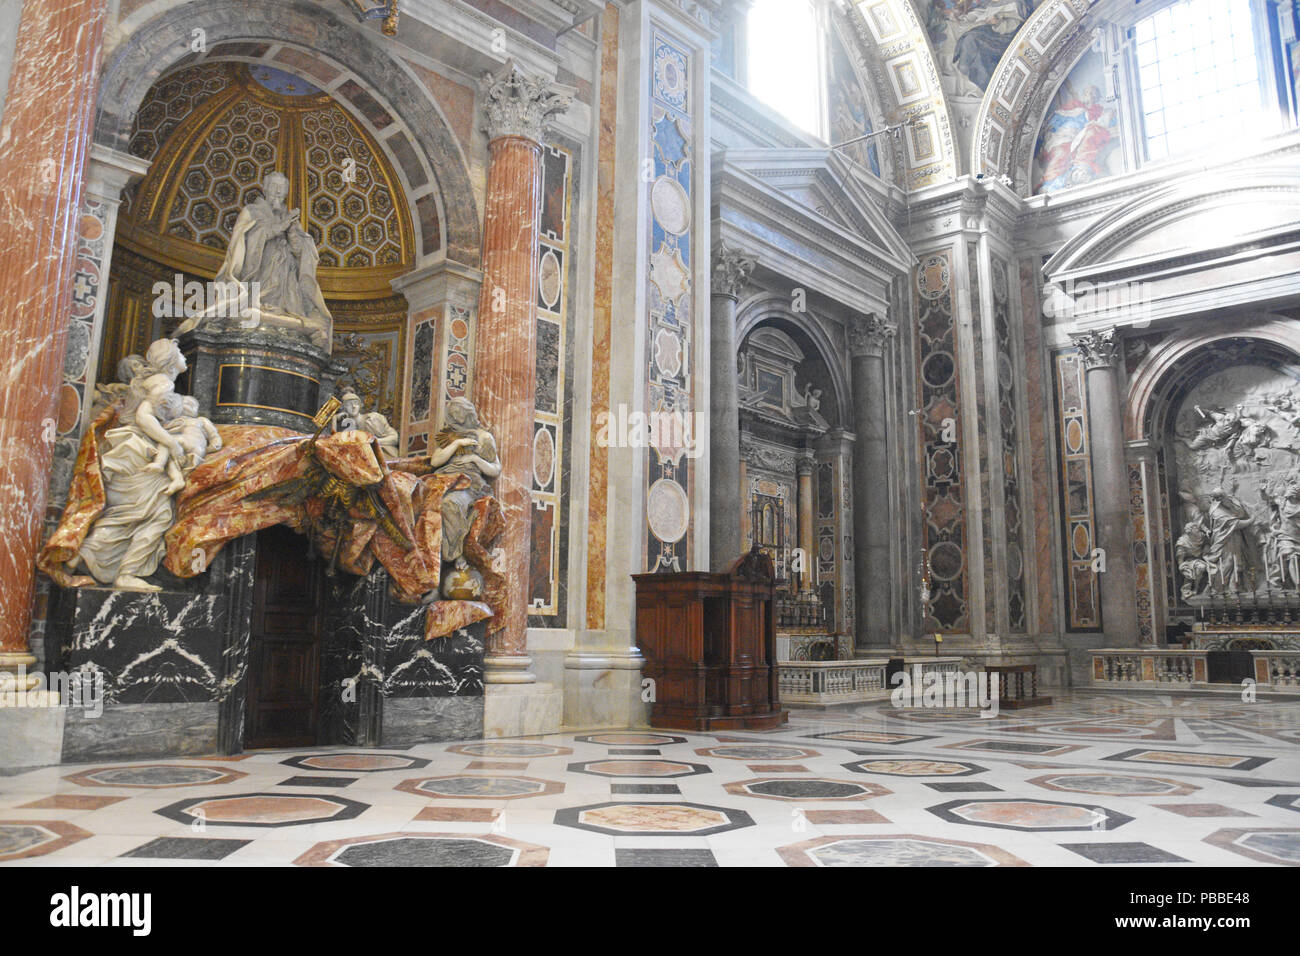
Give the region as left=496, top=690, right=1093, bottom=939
left=1206, top=651, right=1254, bottom=685
left=244, top=525, right=325, bottom=748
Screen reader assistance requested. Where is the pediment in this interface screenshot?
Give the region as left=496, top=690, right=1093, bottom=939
left=1044, top=165, right=1300, bottom=283
left=714, top=148, right=912, bottom=270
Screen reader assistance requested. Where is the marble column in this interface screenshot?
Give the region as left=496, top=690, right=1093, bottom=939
left=708, top=240, right=755, bottom=571
left=1071, top=328, right=1139, bottom=646
left=797, top=453, right=815, bottom=592
left=472, top=61, right=573, bottom=689
left=0, top=0, right=109, bottom=689
left=849, top=314, right=896, bottom=650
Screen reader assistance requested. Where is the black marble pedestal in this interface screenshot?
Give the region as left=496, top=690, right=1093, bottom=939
left=320, top=570, right=485, bottom=747
left=47, top=538, right=256, bottom=761
left=45, top=537, right=485, bottom=760
left=176, top=327, right=347, bottom=431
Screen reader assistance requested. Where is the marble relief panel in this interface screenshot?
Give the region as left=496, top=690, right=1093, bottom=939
left=1053, top=348, right=1100, bottom=630
left=1169, top=363, right=1300, bottom=600
left=990, top=256, right=1027, bottom=631
left=529, top=141, right=576, bottom=624
left=914, top=250, right=969, bottom=632
left=645, top=30, right=695, bottom=573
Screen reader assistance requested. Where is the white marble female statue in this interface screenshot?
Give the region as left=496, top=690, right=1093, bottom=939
left=175, top=171, right=333, bottom=346
left=76, top=340, right=192, bottom=591
left=431, top=398, right=501, bottom=565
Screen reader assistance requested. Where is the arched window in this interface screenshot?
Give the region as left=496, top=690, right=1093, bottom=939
left=1132, top=0, right=1288, bottom=162
left=746, top=0, right=826, bottom=138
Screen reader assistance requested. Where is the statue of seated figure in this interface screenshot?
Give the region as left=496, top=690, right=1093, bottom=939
left=175, top=171, right=333, bottom=348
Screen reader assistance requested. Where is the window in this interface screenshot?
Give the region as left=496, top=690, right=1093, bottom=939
left=1133, top=0, right=1282, bottom=161
left=746, top=0, right=825, bottom=137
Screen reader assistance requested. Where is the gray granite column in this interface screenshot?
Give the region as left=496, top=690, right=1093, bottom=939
left=1071, top=328, right=1139, bottom=646
left=849, top=314, right=895, bottom=650
left=709, top=240, right=755, bottom=571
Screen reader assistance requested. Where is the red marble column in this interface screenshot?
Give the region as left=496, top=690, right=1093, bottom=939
left=473, top=62, right=572, bottom=680
left=0, top=0, right=109, bottom=681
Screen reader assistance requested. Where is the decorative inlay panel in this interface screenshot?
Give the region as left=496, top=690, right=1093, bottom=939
left=914, top=249, right=969, bottom=631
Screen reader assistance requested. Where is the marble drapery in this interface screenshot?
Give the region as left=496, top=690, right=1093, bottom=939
left=39, top=423, right=504, bottom=641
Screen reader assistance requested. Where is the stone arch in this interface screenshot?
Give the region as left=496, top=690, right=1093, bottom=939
left=94, top=0, right=481, bottom=266
left=971, top=0, right=1099, bottom=192
left=735, top=291, right=852, bottom=427
left=835, top=0, right=958, bottom=190
left=1125, top=317, right=1300, bottom=442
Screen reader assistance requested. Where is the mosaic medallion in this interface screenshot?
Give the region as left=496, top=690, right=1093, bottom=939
left=155, top=792, right=369, bottom=827
left=779, top=834, right=1026, bottom=867
left=1204, top=828, right=1300, bottom=865
left=281, top=753, right=429, bottom=773
left=396, top=775, right=563, bottom=800
left=576, top=733, right=687, bottom=747
left=65, top=764, right=247, bottom=788
left=695, top=745, right=819, bottom=761
left=568, top=759, right=709, bottom=779
left=928, top=799, right=1133, bottom=832
left=723, top=777, right=890, bottom=802
left=1028, top=772, right=1198, bottom=797
left=843, top=758, right=986, bottom=777
left=651, top=175, right=690, bottom=235
left=0, top=821, right=92, bottom=861
left=646, top=478, right=690, bottom=544
left=556, top=802, right=753, bottom=837
left=448, top=742, right=572, bottom=758
left=538, top=248, right=562, bottom=309
left=295, top=832, right=548, bottom=867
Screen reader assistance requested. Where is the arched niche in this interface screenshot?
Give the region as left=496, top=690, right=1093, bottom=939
left=735, top=293, right=852, bottom=425
left=101, top=59, right=422, bottom=424
left=93, top=0, right=480, bottom=265
left=1129, top=321, right=1300, bottom=608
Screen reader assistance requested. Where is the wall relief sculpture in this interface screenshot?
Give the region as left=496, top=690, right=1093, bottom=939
left=1172, top=364, right=1300, bottom=599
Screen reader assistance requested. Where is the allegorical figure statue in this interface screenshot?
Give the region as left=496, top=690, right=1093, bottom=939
left=334, top=390, right=400, bottom=461
left=75, top=339, right=222, bottom=590
left=429, top=398, right=501, bottom=567
left=175, top=170, right=333, bottom=347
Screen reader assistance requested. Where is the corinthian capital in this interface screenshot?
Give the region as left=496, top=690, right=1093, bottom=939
left=711, top=239, right=757, bottom=299
left=847, top=313, right=896, bottom=358
left=480, top=60, right=575, bottom=144
left=1070, top=328, right=1122, bottom=370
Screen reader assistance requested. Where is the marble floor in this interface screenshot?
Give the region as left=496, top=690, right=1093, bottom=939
left=2, top=690, right=1299, bottom=866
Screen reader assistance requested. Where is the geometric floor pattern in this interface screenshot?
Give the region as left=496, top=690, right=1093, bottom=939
left=2, top=691, right=1299, bottom=865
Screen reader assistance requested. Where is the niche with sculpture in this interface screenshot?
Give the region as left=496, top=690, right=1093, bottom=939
left=1167, top=357, right=1300, bottom=603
